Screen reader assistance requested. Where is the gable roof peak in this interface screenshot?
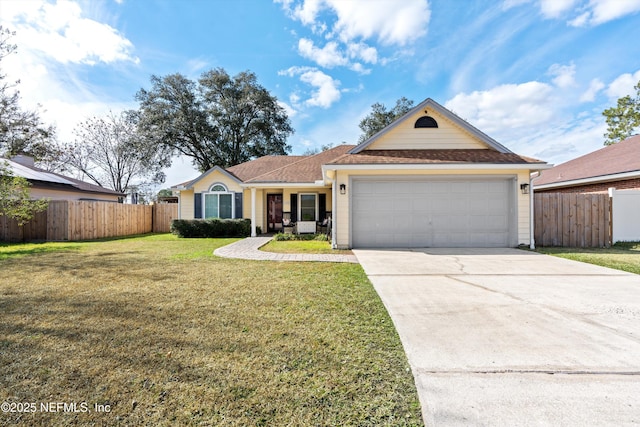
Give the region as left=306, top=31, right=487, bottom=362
left=349, top=97, right=513, bottom=155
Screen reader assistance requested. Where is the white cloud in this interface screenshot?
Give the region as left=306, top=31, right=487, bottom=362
left=504, top=0, right=640, bottom=26
left=580, top=78, right=605, bottom=102
left=0, top=0, right=139, bottom=143
left=548, top=63, right=576, bottom=88
left=539, top=0, right=578, bottom=18
left=327, top=0, right=430, bottom=46
left=445, top=81, right=555, bottom=134
left=297, top=38, right=348, bottom=68
left=279, top=66, right=341, bottom=108
left=276, top=0, right=430, bottom=46
left=1, top=0, right=138, bottom=65
left=606, top=70, right=640, bottom=99
left=579, top=0, right=640, bottom=26
left=277, top=100, right=297, bottom=119
left=346, top=42, right=378, bottom=64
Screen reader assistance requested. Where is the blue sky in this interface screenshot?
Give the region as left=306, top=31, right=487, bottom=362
left=1, top=0, right=640, bottom=189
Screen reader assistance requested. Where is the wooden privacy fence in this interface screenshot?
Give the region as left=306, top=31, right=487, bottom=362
left=1, top=201, right=178, bottom=242
left=534, top=193, right=611, bottom=247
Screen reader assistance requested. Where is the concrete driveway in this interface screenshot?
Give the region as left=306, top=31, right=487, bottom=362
left=353, top=248, right=640, bottom=426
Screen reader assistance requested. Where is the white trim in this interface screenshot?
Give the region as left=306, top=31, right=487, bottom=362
left=251, top=188, right=256, bottom=237
left=298, top=192, right=319, bottom=222
left=323, top=163, right=551, bottom=173
left=534, top=170, right=640, bottom=190
left=240, top=182, right=327, bottom=189
left=330, top=172, right=337, bottom=249
left=182, top=166, right=241, bottom=190
left=203, top=183, right=235, bottom=219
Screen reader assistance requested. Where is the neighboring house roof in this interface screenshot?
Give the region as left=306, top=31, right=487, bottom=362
left=350, top=98, right=513, bottom=154
left=535, top=135, right=640, bottom=189
left=2, top=158, right=125, bottom=197
left=327, top=149, right=543, bottom=165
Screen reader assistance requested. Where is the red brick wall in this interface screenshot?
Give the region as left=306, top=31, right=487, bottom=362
left=535, top=177, right=640, bottom=194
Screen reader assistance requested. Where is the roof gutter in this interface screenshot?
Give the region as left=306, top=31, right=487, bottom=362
left=534, top=170, right=640, bottom=190
left=323, top=163, right=552, bottom=171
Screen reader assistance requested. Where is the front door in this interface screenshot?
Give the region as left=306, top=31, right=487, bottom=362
left=267, top=194, right=283, bottom=232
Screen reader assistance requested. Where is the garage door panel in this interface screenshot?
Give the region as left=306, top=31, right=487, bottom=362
left=352, top=177, right=514, bottom=248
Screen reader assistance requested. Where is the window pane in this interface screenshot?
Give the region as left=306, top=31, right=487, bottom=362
left=204, top=194, right=218, bottom=218
left=300, top=194, right=316, bottom=221
left=211, top=184, right=226, bottom=192
left=219, top=194, right=232, bottom=219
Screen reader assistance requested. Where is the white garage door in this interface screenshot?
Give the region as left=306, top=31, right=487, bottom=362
left=352, top=177, right=515, bottom=248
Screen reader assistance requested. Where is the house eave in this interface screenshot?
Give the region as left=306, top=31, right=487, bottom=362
left=534, top=170, right=640, bottom=190
left=322, top=163, right=551, bottom=172
left=239, top=182, right=329, bottom=189
left=179, top=166, right=242, bottom=190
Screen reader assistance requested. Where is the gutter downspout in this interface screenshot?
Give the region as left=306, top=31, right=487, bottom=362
left=529, top=171, right=541, bottom=249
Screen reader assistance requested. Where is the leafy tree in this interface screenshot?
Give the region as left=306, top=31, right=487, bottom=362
left=302, top=143, right=337, bottom=156
left=157, top=188, right=174, bottom=198
left=0, top=26, right=57, bottom=163
left=0, top=161, right=48, bottom=226
left=136, top=68, right=293, bottom=172
left=602, top=80, right=640, bottom=145
left=64, top=111, right=171, bottom=194
left=358, top=97, right=414, bottom=143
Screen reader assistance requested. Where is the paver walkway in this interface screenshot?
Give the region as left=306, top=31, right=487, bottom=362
left=214, top=236, right=359, bottom=263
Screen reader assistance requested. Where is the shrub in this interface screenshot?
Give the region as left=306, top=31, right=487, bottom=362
left=170, top=218, right=251, bottom=238
left=273, top=233, right=329, bottom=241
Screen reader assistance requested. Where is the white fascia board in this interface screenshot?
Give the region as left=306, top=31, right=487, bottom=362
left=239, top=182, right=328, bottom=188
left=324, top=163, right=552, bottom=172
left=534, top=170, right=640, bottom=190
left=184, top=166, right=240, bottom=190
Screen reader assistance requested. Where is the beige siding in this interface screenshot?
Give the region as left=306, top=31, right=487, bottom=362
left=192, top=171, right=242, bottom=193
left=29, top=187, right=121, bottom=202
left=179, top=190, right=194, bottom=219
left=335, top=169, right=531, bottom=248
left=367, top=109, right=487, bottom=150
left=177, top=170, right=243, bottom=220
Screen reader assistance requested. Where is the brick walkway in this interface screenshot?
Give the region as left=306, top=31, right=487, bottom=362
left=213, top=236, right=359, bottom=263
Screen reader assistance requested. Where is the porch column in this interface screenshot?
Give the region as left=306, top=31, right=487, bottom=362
left=331, top=172, right=337, bottom=249
left=251, top=187, right=257, bottom=237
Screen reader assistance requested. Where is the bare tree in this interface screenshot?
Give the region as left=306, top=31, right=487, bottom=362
left=64, top=111, right=171, bottom=194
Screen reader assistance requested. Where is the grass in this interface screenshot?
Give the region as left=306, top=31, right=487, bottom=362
left=0, top=234, right=422, bottom=426
left=261, top=239, right=353, bottom=255
left=537, top=241, right=640, bottom=274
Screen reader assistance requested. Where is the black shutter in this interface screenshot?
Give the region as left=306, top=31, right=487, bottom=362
left=319, top=193, right=326, bottom=221
left=194, top=193, right=202, bottom=218
left=290, top=194, right=298, bottom=222
left=234, top=192, right=243, bottom=218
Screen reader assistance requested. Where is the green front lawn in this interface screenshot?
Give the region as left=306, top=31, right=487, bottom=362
left=537, top=242, right=640, bottom=274
left=0, top=234, right=422, bottom=426
left=260, top=239, right=353, bottom=255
